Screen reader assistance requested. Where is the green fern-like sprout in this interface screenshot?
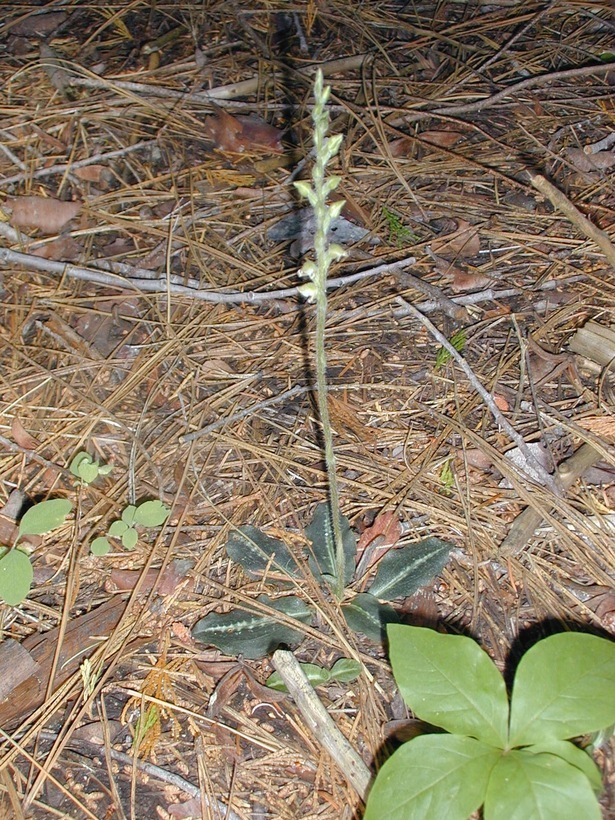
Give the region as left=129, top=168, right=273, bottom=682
left=295, top=70, right=347, bottom=599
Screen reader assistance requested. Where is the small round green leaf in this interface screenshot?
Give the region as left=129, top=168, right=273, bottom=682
left=330, top=658, right=362, bottom=683
left=121, top=506, right=137, bottom=526
left=108, top=520, right=128, bottom=536
left=267, top=663, right=331, bottom=692
left=19, top=499, right=72, bottom=537
left=133, top=500, right=170, bottom=527
left=90, top=537, right=112, bottom=556
left=0, top=548, right=34, bottom=605
left=69, top=452, right=92, bottom=478
left=77, top=460, right=100, bottom=484
left=121, top=527, right=138, bottom=550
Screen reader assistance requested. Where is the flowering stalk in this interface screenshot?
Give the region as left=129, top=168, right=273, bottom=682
left=295, top=70, right=347, bottom=599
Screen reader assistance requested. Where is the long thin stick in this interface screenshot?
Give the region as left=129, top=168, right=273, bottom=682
left=398, top=298, right=561, bottom=496
left=0, top=246, right=416, bottom=305
left=272, top=650, right=371, bottom=801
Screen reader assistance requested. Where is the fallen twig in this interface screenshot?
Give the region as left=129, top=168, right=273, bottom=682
left=397, top=298, right=561, bottom=495
left=0, top=246, right=417, bottom=304
left=414, top=63, right=614, bottom=120
left=62, top=54, right=368, bottom=104
left=528, top=172, right=615, bottom=273
left=272, top=649, right=372, bottom=802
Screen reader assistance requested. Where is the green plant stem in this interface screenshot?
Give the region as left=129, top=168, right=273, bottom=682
left=314, top=288, right=345, bottom=598
left=310, top=71, right=346, bottom=599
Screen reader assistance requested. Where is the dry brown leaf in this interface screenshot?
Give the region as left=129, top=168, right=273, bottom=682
left=168, top=796, right=202, bottom=818
left=430, top=219, right=480, bottom=258
left=356, top=511, right=402, bottom=562
left=460, top=448, right=493, bottom=472
left=11, top=417, right=40, bottom=450
left=203, top=105, right=283, bottom=154
left=6, top=196, right=81, bottom=234
left=575, top=415, right=615, bottom=444
left=431, top=255, right=491, bottom=292
left=328, top=394, right=375, bottom=442
left=565, top=148, right=615, bottom=172
left=388, top=136, right=414, bottom=157
left=73, top=164, right=105, bottom=183
left=493, top=393, right=510, bottom=412
left=419, top=130, right=464, bottom=148
left=10, top=11, right=67, bottom=35
left=30, top=236, right=82, bottom=261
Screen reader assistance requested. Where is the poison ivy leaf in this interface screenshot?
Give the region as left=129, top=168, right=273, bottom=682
left=369, top=538, right=452, bottom=601
left=523, top=740, right=603, bottom=794
left=121, top=527, right=139, bottom=550
left=0, top=548, right=33, bottom=605
left=108, top=520, right=128, bottom=536
left=90, top=537, right=112, bottom=556
left=483, top=750, right=601, bottom=820
left=304, top=502, right=356, bottom=591
left=226, top=525, right=299, bottom=579
left=342, top=593, right=399, bottom=643
left=364, top=734, right=500, bottom=820
left=134, top=500, right=170, bottom=527
left=387, top=624, right=509, bottom=747
left=330, top=657, right=362, bottom=683
left=18, top=498, right=72, bottom=537
left=192, top=595, right=312, bottom=659
left=508, top=632, right=615, bottom=746
left=267, top=663, right=332, bottom=691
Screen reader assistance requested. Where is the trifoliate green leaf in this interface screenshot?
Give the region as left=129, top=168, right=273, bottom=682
left=121, top=505, right=136, bottom=526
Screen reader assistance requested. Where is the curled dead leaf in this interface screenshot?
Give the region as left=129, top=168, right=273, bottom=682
left=203, top=105, right=284, bottom=154
left=432, top=256, right=492, bottom=292
left=11, top=417, right=40, bottom=450
left=30, top=236, right=82, bottom=261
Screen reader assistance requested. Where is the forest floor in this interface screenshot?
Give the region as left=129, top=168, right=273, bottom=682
left=0, top=2, right=614, bottom=818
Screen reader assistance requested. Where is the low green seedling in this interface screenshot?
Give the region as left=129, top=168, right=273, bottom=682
left=382, top=206, right=419, bottom=247
left=90, top=500, right=170, bottom=556
left=70, top=451, right=113, bottom=484
left=365, top=625, right=615, bottom=820
left=435, top=328, right=466, bottom=369
left=0, top=498, right=72, bottom=605
left=191, top=503, right=453, bottom=658
left=68, top=452, right=170, bottom=556
left=266, top=657, right=362, bottom=691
